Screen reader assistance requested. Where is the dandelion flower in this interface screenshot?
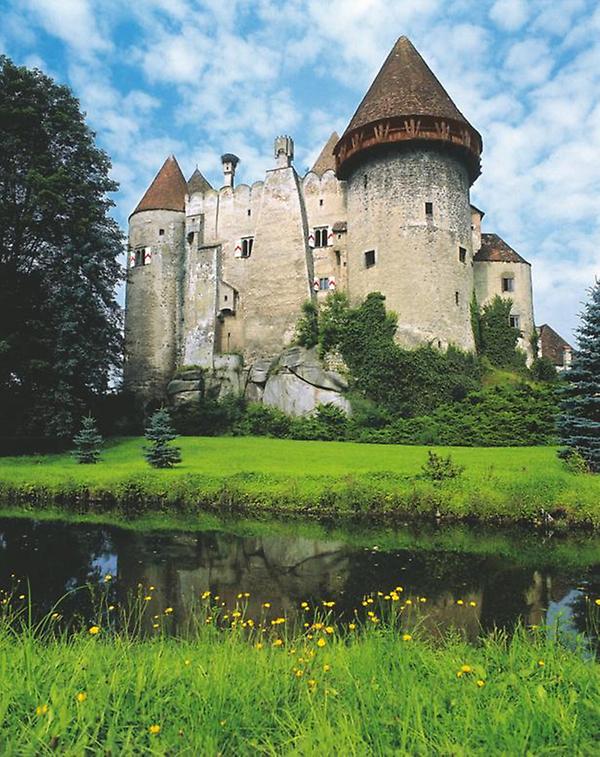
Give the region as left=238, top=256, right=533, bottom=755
left=108, top=605, right=115, bottom=611
left=595, top=598, right=600, bottom=606
left=88, top=625, right=100, bottom=635
left=201, top=591, right=211, bottom=600
left=18, top=594, right=25, bottom=600
left=262, top=602, right=271, bottom=609
left=255, top=643, right=263, bottom=650
left=149, top=724, right=161, bottom=735
left=349, top=623, right=356, bottom=630
left=144, top=595, right=152, bottom=602
left=460, top=665, right=472, bottom=673
left=456, top=600, right=464, bottom=606
left=325, top=626, right=334, bottom=634
left=317, top=638, right=327, bottom=648
left=184, top=659, right=191, bottom=666
left=164, top=607, right=173, bottom=615
left=237, top=593, right=243, bottom=599
left=322, top=601, right=335, bottom=608
left=295, top=669, right=304, bottom=677
left=419, top=597, right=427, bottom=603
left=402, top=633, right=412, bottom=642
left=538, top=660, right=545, bottom=667
left=301, top=601, right=309, bottom=609
left=273, top=639, right=283, bottom=647
left=35, top=704, right=49, bottom=716
left=76, top=692, right=87, bottom=703
left=323, top=664, right=331, bottom=672
left=103, top=574, right=112, bottom=582
left=469, top=601, right=477, bottom=607
left=308, top=679, right=317, bottom=687
left=476, top=679, right=485, bottom=688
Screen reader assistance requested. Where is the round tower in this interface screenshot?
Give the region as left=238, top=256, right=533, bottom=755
left=335, top=36, right=483, bottom=351
left=124, top=155, right=187, bottom=401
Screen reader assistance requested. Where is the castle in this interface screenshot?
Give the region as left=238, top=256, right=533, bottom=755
left=124, top=37, right=537, bottom=406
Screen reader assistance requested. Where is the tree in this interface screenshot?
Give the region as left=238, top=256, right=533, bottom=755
left=0, top=57, right=123, bottom=439
left=478, top=296, right=526, bottom=369
left=558, top=279, right=600, bottom=472
left=144, top=408, right=182, bottom=468
left=72, top=415, right=103, bottom=464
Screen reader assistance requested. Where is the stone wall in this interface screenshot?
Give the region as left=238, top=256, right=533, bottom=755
left=345, top=144, right=475, bottom=351
left=124, top=208, right=185, bottom=399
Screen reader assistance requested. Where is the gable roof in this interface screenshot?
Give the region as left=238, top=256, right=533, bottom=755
left=538, top=324, right=573, bottom=366
left=131, top=155, right=187, bottom=217
left=474, top=233, right=530, bottom=265
left=187, top=167, right=213, bottom=194
left=311, top=132, right=339, bottom=175
left=343, top=36, right=473, bottom=135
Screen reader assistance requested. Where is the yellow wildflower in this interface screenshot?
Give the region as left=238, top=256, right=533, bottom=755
left=469, top=601, right=477, bottom=607
left=255, top=642, right=263, bottom=650
left=88, top=625, right=100, bottom=635
left=308, top=679, right=317, bottom=688
left=232, top=611, right=241, bottom=618
left=201, top=591, right=211, bottom=600
left=349, top=623, right=356, bottom=630
left=35, top=704, right=49, bottom=716
left=313, top=622, right=324, bottom=630
left=456, top=599, right=464, bottom=606
left=103, top=574, right=112, bottom=582
left=460, top=665, right=472, bottom=673
left=262, top=602, right=271, bottom=609
left=76, top=692, right=87, bottom=703
left=295, top=669, right=304, bottom=677
left=164, top=607, right=173, bottom=615
left=149, top=586, right=155, bottom=591
left=144, top=595, right=152, bottom=602
left=322, top=600, right=335, bottom=608
left=301, top=601, right=309, bottom=609
left=273, top=638, right=283, bottom=647
left=149, top=724, right=161, bottom=735
left=184, top=659, right=191, bottom=665
left=402, top=633, right=412, bottom=642
left=476, top=679, right=485, bottom=688
left=323, top=664, right=331, bottom=672
left=595, top=598, right=600, bottom=606
left=538, top=659, right=545, bottom=667
left=395, top=586, right=403, bottom=592
left=108, top=605, right=115, bottom=611
left=18, top=594, right=25, bottom=600
left=405, top=599, right=412, bottom=606
left=419, top=597, right=427, bottom=603
left=325, top=626, right=334, bottom=634
left=317, top=638, right=326, bottom=647
left=237, top=593, right=243, bottom=599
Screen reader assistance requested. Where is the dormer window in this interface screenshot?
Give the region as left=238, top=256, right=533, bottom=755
left=241, top=237, right=253, bottom=258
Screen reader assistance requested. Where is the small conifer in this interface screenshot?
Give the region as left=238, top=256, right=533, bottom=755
left=144, top=407, right=182, bottom=469
left=72, top=415, right=103, bottom=464
left=558, top=279, right=600, bottom=472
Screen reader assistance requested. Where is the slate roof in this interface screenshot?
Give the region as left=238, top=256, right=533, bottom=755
left=474, top=233, right=530, bottom=265
left=131, top=155, right=187, bottom=216
left=538, top=324, right=573, bottom=366
left=187, top=168, right=213, bottom=194
left=311, top=132, right=339, bottom=175
left=342, top=36, right=474, bottom=136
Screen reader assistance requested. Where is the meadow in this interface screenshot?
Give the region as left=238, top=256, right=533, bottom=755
left=0, top=436, right=599, bottom=527
left=1, top=590, right=599, bottom=755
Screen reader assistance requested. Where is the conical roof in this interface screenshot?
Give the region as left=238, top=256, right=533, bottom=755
left=345, top=37, right=471, bottom=133
left=311, top=132, right=339, bottom=175
left=187, top=167, right=213, bottom=194
left=131, top=155, right=187, bottom=217
left=334, top=36, right=482, bottom=182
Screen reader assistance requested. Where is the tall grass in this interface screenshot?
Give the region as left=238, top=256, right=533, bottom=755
left=1, top=437, right=599, bottom=527
left=1, top=587, right=599, bottom=755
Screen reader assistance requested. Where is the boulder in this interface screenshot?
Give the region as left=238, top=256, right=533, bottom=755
left=263, top=372, right=351, bottom=417
left=278, top=346, right=348, bottom=391
left=167, top=379, right=201, bottom=395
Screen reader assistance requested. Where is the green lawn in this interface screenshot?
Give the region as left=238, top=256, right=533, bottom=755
left=0, top=436, right=599, bottom=526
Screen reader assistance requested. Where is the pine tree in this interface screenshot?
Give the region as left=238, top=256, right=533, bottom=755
left=558, top=279, right=600, bottom=472
left=72, top=415, right=103, bottom=464
left=144, top=408, right=182, bottom=469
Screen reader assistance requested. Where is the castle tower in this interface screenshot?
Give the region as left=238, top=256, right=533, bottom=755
left=221, top=153, right=239, bottom=188
left=124, top=155, right=187, bottom=400
left=335, top=36, right=483, bottom=350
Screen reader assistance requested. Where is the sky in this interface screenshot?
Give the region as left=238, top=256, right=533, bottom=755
left=1, top=0, right=599, bottom=343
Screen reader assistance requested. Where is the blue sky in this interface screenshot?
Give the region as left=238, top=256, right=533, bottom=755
left=1, top=0, right=599, bottom=342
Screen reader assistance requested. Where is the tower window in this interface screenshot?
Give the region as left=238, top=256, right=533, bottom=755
left=459, top=247, right=466, bottom=263
left=363, top=174, right=368, bottom=189
left=187, top=231, right=195, bottom=245
left=319, top=199, right=324, bottom=206
left=455, top=291, right=460, bottom=305
left=425, top=202, right=433, bottom=217
left=319, top=277, right=330, bottom=291
left=133, top=247, right=151, bottom=267
left=335, top=250, right=341, bottom=266
left=364, top=249, right=376, bottom=268
left=247, top=208, right=251, bottom=216
left=314, top=227, right=328, bottom=248
left=159, top=228, right=165, bottom=236
left=241, top=236, right=254, bottom=258
left=502, top=276, right=514, bottom=292
left=134, top=248, right=144, bottom=267
left=509, top=314, right=520, bottom=329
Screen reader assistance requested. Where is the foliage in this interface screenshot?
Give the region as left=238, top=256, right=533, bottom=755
left=295, top=300, right=319, bottom=348
left=172, top=395, right=245, bottom=437
left=1, top=594, right=599, bottom=756
left=558, top=279, right=600, bottom=472
left=0, top=56, right=123, bottom=439
left=530, top=357, right=557, bottom=382
left=477, top=296, right=526, bottom=369
left=560, top=449, right=590, bottom=475
left=143, top=409, right=181, bottom=469
left=470, top=292, right=483, bottom=354
left=421, top=450, right=464, bottom=481
left=72, top=416, right=103, bottom=464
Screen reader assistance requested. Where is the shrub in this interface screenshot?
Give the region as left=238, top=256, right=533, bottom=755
left=233, top=403, right=292, bottom=438
left=530, top=357, right=557, bottom=382
left=295, top=300, right=318, bottom=347
left=421, top=451, right=464, bottom=482
left=559, top=448, right=590, bottom=475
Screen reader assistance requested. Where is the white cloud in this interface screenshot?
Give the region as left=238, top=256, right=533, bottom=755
left=489, top=0, right=530, bottom=32
left=23, top=0, right=111, bottom=58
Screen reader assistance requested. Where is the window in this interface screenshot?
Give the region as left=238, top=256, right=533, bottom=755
left=159, top=228, right=165, bottom=236
left=455, top=291, right=460, bottom=305
left=459, top=247, right=466, bottom=263
left=425, top=202, right=433, bottom=217
left=133, top=247, right=150, bottom=267
left=134, top=248, right=144, bottom=267
left=363, top=174, right=368, bottom=189
left=247, top=208, right=251, bottom=216
left=335, top=250, right=341, bottom=266
left=319, top=198, right=324, bottom=206
left=364, top=249, right=376, bottom=268
left=314, top=227, right=328, bottom=248
left=509, top=314, right=520, bottom=329
left=241, top=237, right=253, bottom=258
left=319, top=277, right=330, bottom=291
left=187, top=231, right=195, bottom=245
left=502, top=276, right=514, bottom=292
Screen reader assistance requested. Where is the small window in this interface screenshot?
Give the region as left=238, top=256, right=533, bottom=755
left=241, top=237, right=253, bottom=258
left=319, top=199, right=324, bottom=206
left=224, top=294, right=228, bottom=302
left=502, top=276, right=514, bottom=292
left=134, top=248, right=144, bottom=267
left=365, top=249, right=376, bottom=268
left=187, top=231, right=195, bottom=245
left=159, top=228, right=165, bottom=236
left=455, top=291, right=460, bottom=306
left=459, top=247, right=466, bottom=263
left=425, top=202, right=433, bottom=217
left=314, top=227, right=328, bottom=248
left=363, top=174, right=368, bottom=189
left=335, top=250, right=341, bottom=266
left=319, top=277, right=330, bottom=291
left=509, top=314, right=520, bottom=329
left=247, top=208, right=251, bottom=216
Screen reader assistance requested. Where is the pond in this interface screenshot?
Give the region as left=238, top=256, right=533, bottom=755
left=1, top=514, right=599, bottom=648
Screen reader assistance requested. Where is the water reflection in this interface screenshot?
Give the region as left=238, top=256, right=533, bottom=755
left=0, top=517, right=598, bottom=646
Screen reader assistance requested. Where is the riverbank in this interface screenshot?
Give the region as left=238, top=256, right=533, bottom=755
left=1, top=617, right=598, bottom=754
left=0, top=437, right=599, bottom=528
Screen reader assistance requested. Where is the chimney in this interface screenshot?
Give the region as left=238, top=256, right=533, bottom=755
left=274, top=136, right=294, bottom=168
left=221, top=153, right=240, bottom=188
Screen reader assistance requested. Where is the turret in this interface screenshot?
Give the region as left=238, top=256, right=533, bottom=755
left=274, top=135, right=294, bottom=168
left=221, top=153, right=239, bottom=188
left=335, top=36, right=483, bottom=350
left=124, top=155, right=187, bottom=400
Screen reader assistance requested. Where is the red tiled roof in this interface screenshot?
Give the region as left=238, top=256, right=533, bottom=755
left=474, top=233, right=530, bottom=265
left=538, top=324, right=573, bottom=366
left=131, top=155, right=187, bottom=216
left=311, top=132, right=339, bottom=175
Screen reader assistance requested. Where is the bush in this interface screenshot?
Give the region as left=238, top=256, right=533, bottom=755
left=530, top=357, right=557, bottom=382
left=559, top=448, right=590, bottom=475
left=421, top=450, right=464, bottom=481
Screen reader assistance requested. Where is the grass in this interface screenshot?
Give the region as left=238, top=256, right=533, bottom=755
left=1, top=590, right=599, bottom=755
left=0, top=436, right=599, bottom=528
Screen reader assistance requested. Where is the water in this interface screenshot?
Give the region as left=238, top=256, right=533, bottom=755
left=1, top=515, right=599, bottom=646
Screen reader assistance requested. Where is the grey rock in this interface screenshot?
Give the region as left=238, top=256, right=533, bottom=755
left=263, top=372, right=351, bottom=417
left=167, top=379, right=201, bottom=395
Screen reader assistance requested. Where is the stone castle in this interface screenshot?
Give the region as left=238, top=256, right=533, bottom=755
left=124, top=36, right=538, bottom=409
